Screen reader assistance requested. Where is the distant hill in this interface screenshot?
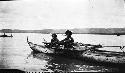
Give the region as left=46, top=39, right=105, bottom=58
left=0, top=28, right=125, bottom=35
left=52, top=28, right=125, bottom=35
left=0, top=29, right=53, bottom=33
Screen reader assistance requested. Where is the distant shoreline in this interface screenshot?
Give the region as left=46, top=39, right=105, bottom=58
left=0, top=28, right=125, bottom=35
left=0, top=32, right=124, bottom=36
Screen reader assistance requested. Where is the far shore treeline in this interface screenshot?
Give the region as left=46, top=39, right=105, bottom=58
left=1, top=28, right=125, bottom=35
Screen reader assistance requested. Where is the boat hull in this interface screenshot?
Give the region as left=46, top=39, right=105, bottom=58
left=27, top=41, right=55, bottom=53
left=0, top=35, right=13, bottom=37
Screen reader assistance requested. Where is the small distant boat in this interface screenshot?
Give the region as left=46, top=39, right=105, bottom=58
left=0, top=33, right=13, bottom=37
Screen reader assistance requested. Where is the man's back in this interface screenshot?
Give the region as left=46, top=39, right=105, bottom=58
left=61, top=37, right=74, bottom=48
left=51, top=38, right=59, bottom=48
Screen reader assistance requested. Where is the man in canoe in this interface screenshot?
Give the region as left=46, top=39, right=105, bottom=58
left=60, top=30, right=74, bottom=49
left=51, top=33, right=59, bottom=49
left=43, top=30, right=74, bottom=49
left=43, top=33, right=59, bottom=49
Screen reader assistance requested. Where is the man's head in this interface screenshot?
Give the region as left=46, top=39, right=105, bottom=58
left=52, top=33, right=57, bottom=38
left=65, top=30, right=72, bottom=36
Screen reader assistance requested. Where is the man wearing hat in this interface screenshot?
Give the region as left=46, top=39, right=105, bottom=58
left=60, top=30, right=74, bottom=49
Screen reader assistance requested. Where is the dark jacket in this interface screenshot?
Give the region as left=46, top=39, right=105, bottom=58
left=60, top=37, right=74, bottom=48
left=51, top=38, right=59, bottom=48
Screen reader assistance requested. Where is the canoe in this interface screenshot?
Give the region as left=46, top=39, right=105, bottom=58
left=27, top=37, right=90, bottom=58
left=27, top=37, right=125, bottom=66
left=0, top=35, right=13, bottom=37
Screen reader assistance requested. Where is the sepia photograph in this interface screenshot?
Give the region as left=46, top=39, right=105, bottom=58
left=0, top=0, right=125, bottom=72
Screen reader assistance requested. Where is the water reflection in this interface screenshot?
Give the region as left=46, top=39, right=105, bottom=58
left=26, top=51, right=118, bottom=72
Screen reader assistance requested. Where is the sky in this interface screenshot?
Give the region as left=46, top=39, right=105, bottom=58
left=0, top=0, right=125, bottom=30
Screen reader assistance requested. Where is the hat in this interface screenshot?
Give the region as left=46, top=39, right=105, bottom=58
left=52, top=33, right=57, bottom=37
left=65, top=30, right=72, bottom=35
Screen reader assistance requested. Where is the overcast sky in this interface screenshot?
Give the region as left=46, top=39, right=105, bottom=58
left=0, top=0, right=125, bottom=30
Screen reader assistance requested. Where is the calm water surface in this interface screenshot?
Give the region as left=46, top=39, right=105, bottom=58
left=0, top=33, right=125, bottom=72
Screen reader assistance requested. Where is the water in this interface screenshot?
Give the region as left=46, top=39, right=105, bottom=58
left=0, top=33, right=124, bottom=72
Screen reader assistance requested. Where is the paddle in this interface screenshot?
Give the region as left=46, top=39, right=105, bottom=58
left=78, top=43, right=102, bottom=48
left=103, top=46, right=125, bottom=52
left=78, top=43, right=125, bottom=52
